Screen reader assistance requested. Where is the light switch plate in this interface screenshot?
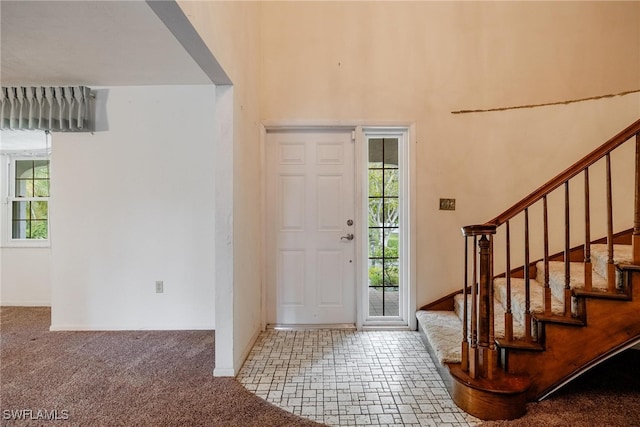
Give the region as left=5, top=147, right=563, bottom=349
left=439, top=198, right=456, bottom=210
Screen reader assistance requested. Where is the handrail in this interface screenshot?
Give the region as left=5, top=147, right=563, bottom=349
left=482, top=118, right=640, bottom=228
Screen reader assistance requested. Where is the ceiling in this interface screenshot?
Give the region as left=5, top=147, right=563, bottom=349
left=0, top=0, right=212, bottom=86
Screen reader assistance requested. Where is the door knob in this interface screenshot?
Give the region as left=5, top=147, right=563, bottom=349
left=341, top=233, right=354, bottom=241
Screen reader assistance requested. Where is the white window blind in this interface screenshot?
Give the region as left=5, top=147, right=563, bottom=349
left=0, top=86, right=92, bottom=132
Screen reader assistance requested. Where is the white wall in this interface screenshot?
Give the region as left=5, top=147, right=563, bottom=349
left=0, top=248, right=50, bottom=305
left=50, top=85, right=216, bottom=330
left=178, top=1, right=263, bottom=375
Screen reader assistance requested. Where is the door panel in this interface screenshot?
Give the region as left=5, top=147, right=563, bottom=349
left=266, top=129, right=355, bottom=325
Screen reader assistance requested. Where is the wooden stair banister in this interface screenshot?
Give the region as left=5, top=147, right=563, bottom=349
left=634, top=133, right=640, bottom=264
left=449, top=118, right=640, bottom=420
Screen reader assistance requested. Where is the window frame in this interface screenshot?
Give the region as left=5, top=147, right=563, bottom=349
left=359, top=126, right=412, bottom=328
left=2, top=154, right=51, bottom=248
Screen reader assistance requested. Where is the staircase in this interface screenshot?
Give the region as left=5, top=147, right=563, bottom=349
left=417, top=118, right=640, bottom=421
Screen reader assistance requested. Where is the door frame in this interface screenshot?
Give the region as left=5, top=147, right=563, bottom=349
left=260, top=122, right=416, bottom=331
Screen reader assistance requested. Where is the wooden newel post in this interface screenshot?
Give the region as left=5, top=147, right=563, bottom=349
left=462, top=224, right=497, bottom=379
left=633, top=133, right=640, bottom=264
left=477, top=236, right=491, bottom=348
left=477, top=235, right=496, bottom=378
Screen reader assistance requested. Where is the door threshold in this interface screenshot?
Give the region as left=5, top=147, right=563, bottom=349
left=267, top=323, right=356, bottom=331
left=361, top=324, right=412, bottom=331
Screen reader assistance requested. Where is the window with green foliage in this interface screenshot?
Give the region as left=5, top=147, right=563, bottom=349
left=368, top=138, right=399, bottom=317
left=10, top=159, right=50, bottom=240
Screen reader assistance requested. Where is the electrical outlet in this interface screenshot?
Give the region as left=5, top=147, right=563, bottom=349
left=439, top=198, right=456, bottom=211
left=155, top=280, right=164, bottom=293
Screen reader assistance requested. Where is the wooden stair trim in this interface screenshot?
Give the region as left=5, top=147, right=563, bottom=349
left=419, top=288, right=463, bottom=311
left=573, top=289, right=631, bottom=300
left=447, top=363, right=530, bottom=420
left=495, top=338, right=545, bottom=351
left=531, top=313, right=586, bottom=326
left=448, top=363, right=530, bottom=394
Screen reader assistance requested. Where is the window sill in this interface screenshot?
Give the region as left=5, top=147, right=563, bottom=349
left=2, top=240, right=50, bottom=249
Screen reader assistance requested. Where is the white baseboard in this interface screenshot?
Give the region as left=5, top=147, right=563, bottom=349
left=49, top=324, right=214, bottom=331
left=213, top=367, right=236, bottom=377
left=0, top=301, right=50, bottom=307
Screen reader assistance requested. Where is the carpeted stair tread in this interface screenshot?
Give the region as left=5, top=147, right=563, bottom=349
left=416, top=310, right=462, bottom=365
left=453, top=293, right=527, bottom=340
left=591, top=243, right=633, bottom=279
left=494, top=277, right=565, bottom=321
left=535, top=261, right=608, bottom=302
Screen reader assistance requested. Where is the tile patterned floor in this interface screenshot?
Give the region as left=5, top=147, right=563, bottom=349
left=237, top=329, right=481, bottom=427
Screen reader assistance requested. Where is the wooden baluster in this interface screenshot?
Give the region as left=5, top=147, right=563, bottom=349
left=564, top=181, right=572, bottom=317
left=524, top=209, right=532, bottom=341
left=504, top=221, right=513, bottom=341
left=469, top=235, right=478, bottom=379
left=606, top=153, right=616, bottom=292
left=584, top=168, right=592, bottom=291
left=461, top=236, right=469, bottom=372
left=543, top=196, right=551, bottom=315
left=634, top=134, right=640, bottom=264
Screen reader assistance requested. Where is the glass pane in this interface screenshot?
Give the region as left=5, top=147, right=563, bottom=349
left=383, top=259, right=399, bottom=286
left=15, top=160, right=34, bottom=179
left=12, top=201, right=30, bottom=220
left=382, top=198, right=399, bottom=227
left=368, top=169, right=383, bottom=197
left=368, top=258, right=383, bottom=288
left=368, top=138, right=384, bottom=167
left=383, top=138, right=399, bottom=167
left=12, top=220, right=29, bottom=239
left=33, top=160, right=50, bottom=178
left=32, top=201, right=48, bottom=219
left=384, top=169, right=398, bottom=197
left=368, top=228, right=383, bottom=258
left=14, top=160, right=50, bottom=197
left=30, top=220, right=48, bottom=239
left=33, top=179, right=49, bottom=197
left=368, top=198, right=383, bottom=227
left=368, top=287, right=384, bottom=316
left=382, top=287, right=399, bottom=316
left=383, top=228, right=399, bottom=258
left=11, top=201, right=48, bottom=239
left=15, top=179, right=31, bottom=197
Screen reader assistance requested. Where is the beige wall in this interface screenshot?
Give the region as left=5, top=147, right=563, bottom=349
left=259, top=1, right=640, bottom=305
left=177, top=1, right=640, bottom=363
left=178, top=1, right=263, bottom=373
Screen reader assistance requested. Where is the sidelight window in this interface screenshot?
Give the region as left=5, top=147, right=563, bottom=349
left=367, top=138, right=400, bottom=316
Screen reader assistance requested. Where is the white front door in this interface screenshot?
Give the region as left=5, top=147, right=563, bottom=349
left=266, top=129, right=356, bottom=325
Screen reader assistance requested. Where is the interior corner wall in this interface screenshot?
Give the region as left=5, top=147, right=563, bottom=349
left=259, top=1, right=640, bottom=307
left=50, top=85, right=216, bottom=330
left=177, top=1, right=263, bottom=375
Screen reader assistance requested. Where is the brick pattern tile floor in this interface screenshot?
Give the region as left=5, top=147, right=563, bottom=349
left=237, top=329, right=480, bottom=427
